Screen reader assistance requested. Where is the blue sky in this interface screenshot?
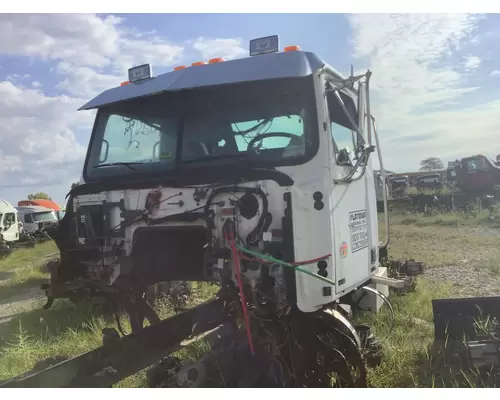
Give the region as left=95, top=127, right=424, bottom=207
left=0, top=13, right=499, bottom=205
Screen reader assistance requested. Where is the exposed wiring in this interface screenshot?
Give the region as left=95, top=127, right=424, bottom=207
left=226, top=231, right=255, bottom=355
left=204, top=185, right=269, bottom=247
left=235, top=244, right=335, bottom=287
left=239, top=252, right=331, bottom=268
left=238, top=244, right=395, bottom=339
left=107, top=192, right=184, bottom=234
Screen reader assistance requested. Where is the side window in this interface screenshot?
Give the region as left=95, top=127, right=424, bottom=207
left=24, top=214, right=33, bottom=223
left=98, top=114, right=177, bottom=165
left=326, top=90, right=358, bottom=165
left=4, top=213, right=15, bottom=229
left=466, top=158, right=488, bottom=173
left=466, top=159, right=476, bottom=172
left=331, top=122, right=356, bottom=160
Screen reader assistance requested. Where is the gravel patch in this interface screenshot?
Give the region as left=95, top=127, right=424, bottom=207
left=0, top=287, right=44, bottom=328
left=424, top=264, right=500, bottom=297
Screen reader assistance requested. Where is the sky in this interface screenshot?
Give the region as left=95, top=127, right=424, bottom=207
left=1, top=13, right=500, bottom=205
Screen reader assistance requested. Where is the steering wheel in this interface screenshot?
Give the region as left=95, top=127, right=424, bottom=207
left=246, top=132, right=298, bottom=153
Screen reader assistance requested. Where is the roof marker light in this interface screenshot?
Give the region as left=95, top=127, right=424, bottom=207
left=209, top=57, right=224, bottom=64
left=128, top=63, right=152, bottom=83
left=174, top=65, right=187, bottom=71
left=284, top=45, right=301, bottom=52
left=192, top=61, right=207, bottom=66
left=249, top=35, right=279, bottom=56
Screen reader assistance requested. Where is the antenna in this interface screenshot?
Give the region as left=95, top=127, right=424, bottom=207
left=350, top=64, right=354, bottom=88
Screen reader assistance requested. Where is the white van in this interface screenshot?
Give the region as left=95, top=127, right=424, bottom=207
left=0, top=198, right=20, bottom=242
left=15, top=206, right=59, bottom=234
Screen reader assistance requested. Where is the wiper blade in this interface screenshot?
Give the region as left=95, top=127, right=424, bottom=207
left=94, top=162, right=144, bottom=171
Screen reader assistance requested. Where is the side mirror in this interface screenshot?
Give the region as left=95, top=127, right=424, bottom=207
left=337, top=148, right=351, bottom=165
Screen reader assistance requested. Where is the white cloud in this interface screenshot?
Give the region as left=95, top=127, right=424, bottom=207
left=0, top=14, right=249, bottom=203
left=192, top=37, right=247, bottom=61
left=347, top=13, right=499, bottom=170
left=0, top=14, right=183, bottom=72
left=0, top=14, right=184, bottom=197
left=0, top=80, right=89, bottom=197
left=55, top=61, right=122, bottom=98
left=464, top=55, right=481, bottom=70
left=489, top=69, right=500, bottom=77
left=0, top=14, right=184, bottom=97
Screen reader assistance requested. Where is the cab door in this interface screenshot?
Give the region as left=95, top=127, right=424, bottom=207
left=325, top=82, right=378, bottom=295
left=2, top=212, right=19, bottom=242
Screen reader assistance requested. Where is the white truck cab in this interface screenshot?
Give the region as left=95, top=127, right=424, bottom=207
left=0, top=198, right=20, bottom=243
left=56, top=36, right=392, bottom=317
left=15, top=206, right=59, bottom=234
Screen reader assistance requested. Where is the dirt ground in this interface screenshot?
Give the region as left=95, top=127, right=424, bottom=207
left=387, top=217, right=500, bottom=297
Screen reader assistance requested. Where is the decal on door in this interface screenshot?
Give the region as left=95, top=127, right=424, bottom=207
left=340, top=241, right=348, bottom=258
left=349, top=210, right=368, bottom=253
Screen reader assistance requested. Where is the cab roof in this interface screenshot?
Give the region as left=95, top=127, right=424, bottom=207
left=0, top=198, right=16, bottom=213
left=15, top=206, right=54, bottom=214
left=79, top=51, right=333, bottom=111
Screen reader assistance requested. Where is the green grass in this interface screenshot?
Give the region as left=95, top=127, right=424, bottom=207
left=0, top=236, right=220, bottom=387
left=0, top=282, right=219, bottom=387
left=0, top=241, right=58, bottom=273
left=0, top=210, right=499, bottom=387
left=359, top=279, right=453, bottom=387
left=476, top=256, right=500, bottom=275
left=0, top=241, right=57, bottom=302
left=0, top=269, right=48, bottom=302
left=399, top=211, right=500, bottom=229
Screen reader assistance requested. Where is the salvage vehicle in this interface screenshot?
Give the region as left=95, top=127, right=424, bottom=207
left=15, top=205, right=59, bottom=242
left=2, top=36, right=407, bottom=388
left=416, top=174, right=442, bottom=191
left=451, top=154, right=500, bottom=196
left=0, top=198, right=20, bottom=243
left=18, top=199, right=66, bottom=220
left=389, top=175, right=409, bottom=198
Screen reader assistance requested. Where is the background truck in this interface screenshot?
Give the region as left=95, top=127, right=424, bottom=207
left=0, top=198, right=20, bottom=243
left=447, top=154, right=500, bottom=196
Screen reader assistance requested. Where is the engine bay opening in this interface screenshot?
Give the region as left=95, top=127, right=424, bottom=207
left=131, top=226, right=210, bottom=286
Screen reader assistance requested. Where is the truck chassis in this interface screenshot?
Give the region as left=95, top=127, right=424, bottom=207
left=0, top=288, right=377, bottom=388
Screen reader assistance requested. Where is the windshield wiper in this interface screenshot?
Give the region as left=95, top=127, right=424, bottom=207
left=94, top=162, right=144, bottom=171
left=182, top=153, right=257, bottom=165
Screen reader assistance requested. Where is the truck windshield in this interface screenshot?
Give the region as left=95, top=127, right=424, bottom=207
left=85, top=77, right=319, bottom=181
left=32, top=211, right=57, bottom=222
